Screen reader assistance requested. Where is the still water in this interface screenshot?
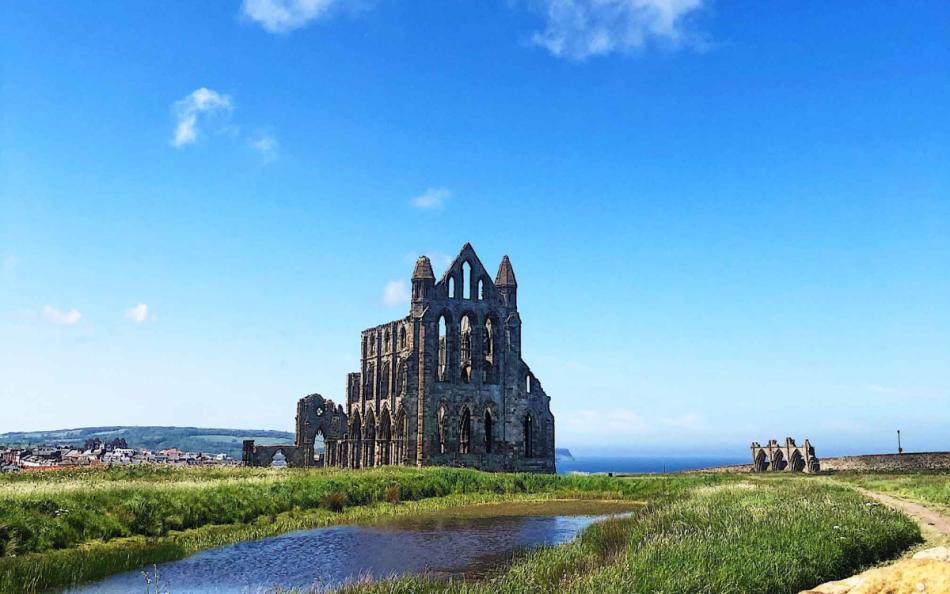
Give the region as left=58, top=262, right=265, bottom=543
left=67, top=501, right=634, bottom=594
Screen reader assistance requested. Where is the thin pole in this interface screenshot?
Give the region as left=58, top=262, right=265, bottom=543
left=897, top=429, right=903, bottom=455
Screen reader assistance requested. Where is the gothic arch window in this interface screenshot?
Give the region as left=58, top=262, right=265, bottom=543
left=395, top=359, right=407, bottom=395
left=438, top=404, right=447, bottom=454
left=380, top=361, right=391, bottom=398
left=438, top=315, right=448, bottom=382
left=379, top=409, right=392, bottom=466
left=526, top=374, right=532, bottom=393
left=477, top=278, right=485, bottom=300
left=365, top=365, right=375, bottom=398
left=383, top=329, right=390, bottom=352
left=448, top=276, right=456, bottom=298
left=483, top=318, right=494, bottom=383
left=351, top=413, right=362, bottom=469
left=460, top=314, right=473, bottom=383
left=462, top=262, right=472, bottom=299
left=459, top=406, right=471, bottom=454
left=399, top=326, right=407, bottom=350
left=524, top=413, right=534, bottom=458
left=364, top=409, right=377, bottom=467
left=484, top=409, right=494, bottom=454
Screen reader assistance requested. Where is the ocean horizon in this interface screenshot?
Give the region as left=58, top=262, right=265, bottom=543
left=556, top=455, right=747, bottom=475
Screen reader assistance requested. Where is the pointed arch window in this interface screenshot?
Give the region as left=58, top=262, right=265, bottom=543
left=477, top=278, right=485, bottom=300
left=524, top=413, right=534, bottom=458
left=438, top=405, right=447, bottom=454
left=484, top=410, right=494, bottom=454
left=380, top=361, right=391, bottom=397
left=459, top=407, right=471, bottom=454
left=462, top=262, right=472, bottom=299
left=448, top=276, right=456, bottom=298
left=460, top=314, right=472, bottom=383
left=438, top=315, right=448, bottom=382
left=483, top=318, right=494, bottom=383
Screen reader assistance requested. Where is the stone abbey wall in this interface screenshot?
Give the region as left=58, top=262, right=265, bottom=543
left=244, top=243, right=556, bottom=473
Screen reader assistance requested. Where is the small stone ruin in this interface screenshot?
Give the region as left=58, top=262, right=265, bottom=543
left=751, top=437, right=820, bottom=472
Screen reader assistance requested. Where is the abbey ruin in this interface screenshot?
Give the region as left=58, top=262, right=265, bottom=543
left=751, top=438, right=820, bottom=472
left=243, top=243, right=556, bottom=472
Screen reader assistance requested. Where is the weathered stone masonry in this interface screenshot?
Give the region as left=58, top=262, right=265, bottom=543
left=244, top=244, right=556, bottom=473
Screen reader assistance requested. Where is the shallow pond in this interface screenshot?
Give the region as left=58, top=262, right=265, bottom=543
left=65, top=500, right=636, bottom=594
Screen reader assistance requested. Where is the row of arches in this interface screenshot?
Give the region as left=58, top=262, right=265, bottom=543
left=446, top=261, right=490, bottom=301
left=363, top=324, right=410, bottom=358
left=438, top=312, right=498, bottom=384
left=323, top=407, right=411, bottom=468
left=362, top=358, right=411, bottom=400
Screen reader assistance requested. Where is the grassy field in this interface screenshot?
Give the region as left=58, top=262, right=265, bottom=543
left=833, top=472, right=950, bottom=512
left=339, top=478, right=920, bottom=594
left=0, top=466, right=723, bottom=593
left=0, top=467, right=924, bottom=594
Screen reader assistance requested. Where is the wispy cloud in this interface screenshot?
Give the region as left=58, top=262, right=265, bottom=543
left=382, top=280, right=410, bottom=307
left=241, top=0, right=346, bottom=33
left=171, top=88, right=233, bottom=148
left=43, top=306, right=81, bottom=325
left=124, top=303, right=150, bottom=323
left=250, top=133, right=279, bottom=161
left=410, top=187, right=451, bottom=210
left=527, top=0, right=706, bottom=61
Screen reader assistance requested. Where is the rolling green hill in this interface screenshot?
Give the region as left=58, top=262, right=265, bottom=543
left=0, top=426, right=294, bottom=459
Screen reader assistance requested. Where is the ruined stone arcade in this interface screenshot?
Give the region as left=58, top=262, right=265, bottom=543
left=243, top=244, right=556, bottom=472
left=751, top=438, right=820, bottom=472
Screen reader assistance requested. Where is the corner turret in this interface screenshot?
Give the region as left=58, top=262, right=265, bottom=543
left=495, top=255, right=517, bottom=307
left=412, top=255, right=435, bottom=303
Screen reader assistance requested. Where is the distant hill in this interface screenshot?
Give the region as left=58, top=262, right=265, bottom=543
left=556, top=448, right=574, bottom=462
left=0, top=426, right=294, bottom=459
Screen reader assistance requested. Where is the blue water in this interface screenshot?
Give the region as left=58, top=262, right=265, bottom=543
left=557, top=455, right=746, bottom=474
left=66, top=509, right=616, bottom=594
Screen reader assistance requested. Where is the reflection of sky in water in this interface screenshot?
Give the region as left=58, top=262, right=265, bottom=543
left=66, top=514, right=610, bottom=594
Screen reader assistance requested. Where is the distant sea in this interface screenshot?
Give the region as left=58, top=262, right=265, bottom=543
left=556, top=455, right=747, bottom=475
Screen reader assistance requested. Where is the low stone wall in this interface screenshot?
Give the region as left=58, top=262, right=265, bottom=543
left=821, top=452, right=950, bottom=472
left=693, top=452, right=950, bottom=474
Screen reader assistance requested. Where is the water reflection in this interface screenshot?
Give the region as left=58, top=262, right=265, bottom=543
left=66, top=503, right=631, bottom=594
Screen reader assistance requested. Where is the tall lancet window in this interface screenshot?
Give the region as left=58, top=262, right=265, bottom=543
left=483, top=318, right=494, bottom=383
left=462, top=262, right=472, bottom=299
left=459, top=406, right=471, bottom=454
left=438, top=315, right=448, bottom=382
left=460, top=315, right=472, bottom=383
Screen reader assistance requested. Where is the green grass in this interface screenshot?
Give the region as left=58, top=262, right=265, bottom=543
left=0, top=468, right=926, bottom=594
left=0, top=466, right=729, bottom=593
left=338, top=478, right=921, bottom=594
left=832, top=472, right=950, bottom=512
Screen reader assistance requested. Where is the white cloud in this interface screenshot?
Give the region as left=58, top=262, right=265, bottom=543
left=382, top=280, right=410, bottom=307
left=43, top=306, right=81, bottom=325
left=124, top=303, right=150, bottom=323
left=527, top=0, right=706, bottom=61
left=410, top=187, right=451, bottom=210
left=241, top=0, right=343, bottom=33
left=250, top=133, right=279, bottom=161
left=171, top=88, right=233, bottom=148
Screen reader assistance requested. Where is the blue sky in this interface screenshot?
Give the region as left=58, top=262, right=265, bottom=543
left=1, top=1, right=948, bottom=456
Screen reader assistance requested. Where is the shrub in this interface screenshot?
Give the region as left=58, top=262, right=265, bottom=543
left=384, top=485, right=401, bottom=504
left=321, top=491, right=346, bottom=513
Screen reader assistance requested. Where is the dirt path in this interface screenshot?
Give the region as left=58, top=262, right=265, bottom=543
left=856, top=487, right=950, bottom=538
left=801, top=487, right=950, bottom=593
